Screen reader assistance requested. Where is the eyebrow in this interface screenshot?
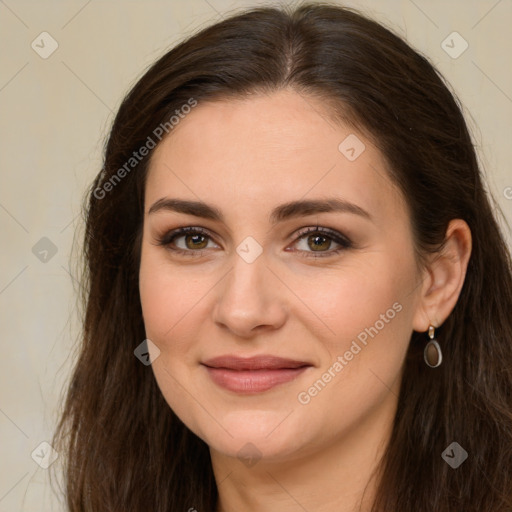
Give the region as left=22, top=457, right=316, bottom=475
left=148, top=197, right=372, bottom=224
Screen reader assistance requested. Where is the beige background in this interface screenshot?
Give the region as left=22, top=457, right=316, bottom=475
left=0, top=0, right=511, bottom=510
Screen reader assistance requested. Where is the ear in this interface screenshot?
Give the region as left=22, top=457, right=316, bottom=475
left=412, top=219, right=472, bottom=332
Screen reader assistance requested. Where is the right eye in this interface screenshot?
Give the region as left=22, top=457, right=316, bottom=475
left=156, top=226, right=220, bottom=257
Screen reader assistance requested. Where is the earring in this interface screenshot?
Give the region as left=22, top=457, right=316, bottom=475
left=424, top=325, right=442, bottom=368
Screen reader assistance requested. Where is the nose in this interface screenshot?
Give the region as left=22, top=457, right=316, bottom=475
left=212, top=248, right=288, bottom=339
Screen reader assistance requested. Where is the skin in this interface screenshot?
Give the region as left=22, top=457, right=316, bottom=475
left=138, top=88, right=472, bottom=512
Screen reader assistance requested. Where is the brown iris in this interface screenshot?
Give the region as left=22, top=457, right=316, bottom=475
left=307, top=234, right=331, bottom=251
left=185, top=233, right=208, bottom=250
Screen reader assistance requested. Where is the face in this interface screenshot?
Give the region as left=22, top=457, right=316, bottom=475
left=139, top=89, right=425, bottom=465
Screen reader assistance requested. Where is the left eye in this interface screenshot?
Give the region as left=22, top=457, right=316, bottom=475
left=156, top=226, right=352, bottom=258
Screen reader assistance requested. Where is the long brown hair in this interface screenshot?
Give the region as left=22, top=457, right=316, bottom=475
left=51, top=3, right=512, bottom=510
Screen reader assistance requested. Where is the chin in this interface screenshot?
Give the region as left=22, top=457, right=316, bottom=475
left=195, top=408, right=320, bottom=464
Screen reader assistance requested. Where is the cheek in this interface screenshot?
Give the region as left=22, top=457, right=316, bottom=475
left=293, top=270, right=414, bottom=441
left=293, top=250, right=417, bottom=405
left=295, top=259, right=412, bottom=343
left=139, top=247, right=202, bottom=342
left=138, top=248, right=210, bottom=434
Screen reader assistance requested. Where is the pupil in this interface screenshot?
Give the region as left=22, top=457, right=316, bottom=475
left=310, top=235, right=328, bottom=251
left=188, top=234, right=205, bottom=248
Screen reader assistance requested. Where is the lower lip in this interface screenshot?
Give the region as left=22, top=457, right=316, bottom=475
left=203, top=366, right=310, bottom=393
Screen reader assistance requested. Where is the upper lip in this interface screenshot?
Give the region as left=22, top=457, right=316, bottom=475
left=202, top=355, right=312, bottom=371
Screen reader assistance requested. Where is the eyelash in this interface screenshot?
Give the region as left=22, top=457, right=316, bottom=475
left=155, top=225, right=352, bottom=259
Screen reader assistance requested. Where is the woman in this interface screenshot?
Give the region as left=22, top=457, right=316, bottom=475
left=51, top=3, right=512, bottom=511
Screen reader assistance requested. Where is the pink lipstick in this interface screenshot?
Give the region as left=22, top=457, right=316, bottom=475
left=202, top=355, right=312, bottom=394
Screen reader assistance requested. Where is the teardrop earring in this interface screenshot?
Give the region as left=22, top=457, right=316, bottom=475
left=424, top=325, right=443, bottom=368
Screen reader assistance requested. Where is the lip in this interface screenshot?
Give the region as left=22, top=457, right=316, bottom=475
left=203, top=355, right=311, bottom=371
left=201, top=355, right=313, bottom=394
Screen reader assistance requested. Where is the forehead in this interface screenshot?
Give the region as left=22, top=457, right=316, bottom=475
left=145, top=89, right=405, bottom=225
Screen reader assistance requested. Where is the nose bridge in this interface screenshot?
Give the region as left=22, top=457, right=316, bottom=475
left=212, top=243, right=287, bottom=336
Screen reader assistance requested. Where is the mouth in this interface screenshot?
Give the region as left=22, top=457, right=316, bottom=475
left=201, top=355, right=313, bottom=394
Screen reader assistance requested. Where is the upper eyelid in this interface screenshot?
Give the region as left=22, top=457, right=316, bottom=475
left=161, top=225, right=350, bottom=250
